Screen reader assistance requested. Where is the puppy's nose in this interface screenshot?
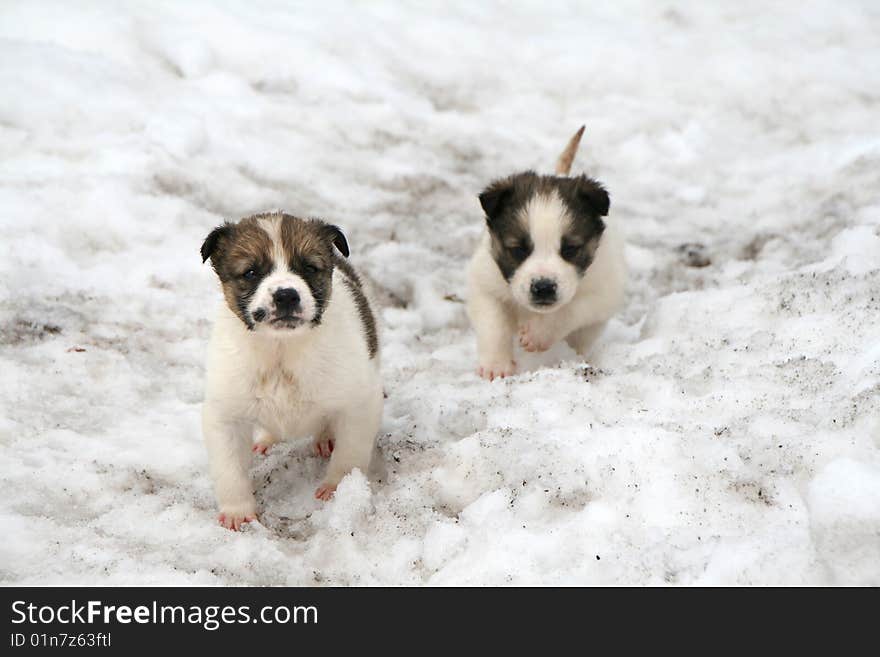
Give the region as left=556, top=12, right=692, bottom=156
left=530, top=278, right=558, bottom=304
left=273, top=287, right=300, bottom=311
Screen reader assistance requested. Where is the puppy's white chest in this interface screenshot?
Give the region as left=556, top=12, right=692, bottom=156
left=250, top=363, right=321, bottom=436
left=254, top=364, right=302, bottom=400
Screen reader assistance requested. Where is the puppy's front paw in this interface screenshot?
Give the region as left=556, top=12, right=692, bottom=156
left=314, top=483, right=337, bottom=501
left=252, top=431, right=279, bottom=455
left=519, top=319, right=556, bottom=353
left=218, top=508, right=258, bottom=531
left=313, top=436, right=334, bottom=458
left=252, top=440, right=275, bottom=456
left=477, top=358, right=516, bottom=381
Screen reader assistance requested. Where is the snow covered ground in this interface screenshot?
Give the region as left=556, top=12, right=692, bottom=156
left=1, top=1, right=878, bottom=585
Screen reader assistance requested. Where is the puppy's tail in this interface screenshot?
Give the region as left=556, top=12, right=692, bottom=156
left=554, top=125, right=585, bottom=176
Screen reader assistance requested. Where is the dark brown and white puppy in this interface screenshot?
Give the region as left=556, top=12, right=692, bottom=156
left=201, top=212, right=381, bottom=530
left=467, top=127, right=626, bottom=380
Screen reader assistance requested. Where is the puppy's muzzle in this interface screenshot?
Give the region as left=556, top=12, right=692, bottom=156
left=260, top=287, right=304, bottom=327
left=530, top=278, right=558, bottom=307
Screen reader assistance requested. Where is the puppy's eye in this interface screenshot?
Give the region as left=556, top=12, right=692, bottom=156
left=560, top=243, right=580, bottom=260
left=509, top=245, right=530, bottom=261
left=303, top=263, right=321, bottom=274
left=242, top=268, right=258, bottom=280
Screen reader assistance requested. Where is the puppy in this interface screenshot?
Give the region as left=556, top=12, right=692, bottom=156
left=200, top=211, right=382, bottom=530
left=467, top=127, right=626, bottom=380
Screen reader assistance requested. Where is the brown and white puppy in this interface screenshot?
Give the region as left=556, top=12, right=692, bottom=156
left=467, top=127, right=626, bottom=380
left=200, top=211, right=382, bottom=530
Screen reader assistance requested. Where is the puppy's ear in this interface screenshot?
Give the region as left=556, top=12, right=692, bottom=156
left=201, top=223, right=232, bottom=263
left=325, top=224, right=350, bottom=257
left=478, top=179, right=514, bottom=222
left=575, top=176, right=610, bottom=217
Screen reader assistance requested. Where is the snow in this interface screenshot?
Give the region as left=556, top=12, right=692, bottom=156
left=1, top=0, right=879, bottom=585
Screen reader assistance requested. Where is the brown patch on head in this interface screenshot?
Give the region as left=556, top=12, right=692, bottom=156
left=277, top=215, right=348, bottom=325
left=201, top=217, right=276, bottom=328
left=280, top=219, right=329, bottom=267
